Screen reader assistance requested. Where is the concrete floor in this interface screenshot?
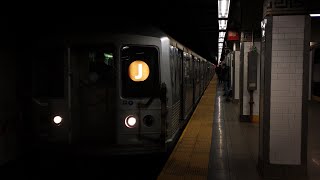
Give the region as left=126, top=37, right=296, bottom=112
left=209, top=84, right=320, bottom=180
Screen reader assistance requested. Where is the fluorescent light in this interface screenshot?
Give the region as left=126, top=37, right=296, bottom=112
left=219, top=20, right=228, bottom=30
left=218, top=0, right=230, bottom=18
left=310, top=14, right=320, bottom=17
left=219, top=31, right=226, bottom=38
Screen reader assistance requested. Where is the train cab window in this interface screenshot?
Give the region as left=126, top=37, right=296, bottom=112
left=121, top=45, right=159, bottom=98
left=87, top=47, right=115, bottom=87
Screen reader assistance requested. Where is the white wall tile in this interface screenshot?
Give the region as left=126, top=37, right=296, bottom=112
left=271, top=80, right=290, bottom=91
left=277, top=74, right=290, bottom=79
left=278, top=15, right=304, bottom=22
left=282, top=56, right=296, bottom=62
left=277, top=51, right=291, bottom=57
left=278, top=39, right=291, bottom=45
left=271, top=90, right=289, bottom=97
left=272, top=74, right=278, bottom=79
left=234, top=51, right=240, bottom=100
left=269, top=15, right=305, bottom=165
left=291, top=50, right=303, bottom=57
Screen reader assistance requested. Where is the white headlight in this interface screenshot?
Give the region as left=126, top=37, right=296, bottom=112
left=125, top=116, right=136, bottom=128
left=53, top=115, right=62, bottom=124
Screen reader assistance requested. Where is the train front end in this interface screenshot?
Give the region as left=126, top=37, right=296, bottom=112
left=117, top=42, right=166, bottom=153
left=31, top=33, right=170, bottom=154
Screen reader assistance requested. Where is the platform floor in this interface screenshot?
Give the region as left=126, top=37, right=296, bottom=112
left=158, top=77, right=320, bottom=180
left=157, top=77, right=217, bottom=180
left=207, top=84, right=262, bottom=180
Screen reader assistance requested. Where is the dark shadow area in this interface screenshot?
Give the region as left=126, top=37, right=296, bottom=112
left=0, top=146, right=170, bottom=180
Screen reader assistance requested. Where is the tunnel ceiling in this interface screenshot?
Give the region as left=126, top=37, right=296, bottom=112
left=7, top=0, right=320, bottom=64
left=7, top=1, right=219, bottom=63
left=106, top=0, right=220, bottom=63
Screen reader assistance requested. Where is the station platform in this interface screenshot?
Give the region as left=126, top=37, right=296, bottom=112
left=157, top=77, right=320, bottom=180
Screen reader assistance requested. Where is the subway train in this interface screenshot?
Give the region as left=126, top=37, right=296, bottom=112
left=30, top=27, right=215, bottom=154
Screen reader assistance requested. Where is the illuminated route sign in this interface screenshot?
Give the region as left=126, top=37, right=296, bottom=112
left=128, top=60, right=150, bottom=82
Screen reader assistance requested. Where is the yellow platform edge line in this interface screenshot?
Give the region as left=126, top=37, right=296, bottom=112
left=174, top=77, right=217, bottom=144
left=157, top=77, right=217, bottom=179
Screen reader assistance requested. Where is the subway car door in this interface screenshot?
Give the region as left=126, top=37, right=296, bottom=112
left=70, top=45, right=117, bottom=146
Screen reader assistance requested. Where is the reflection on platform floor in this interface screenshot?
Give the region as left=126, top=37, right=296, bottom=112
left=208, top=84, right=262, bottom=180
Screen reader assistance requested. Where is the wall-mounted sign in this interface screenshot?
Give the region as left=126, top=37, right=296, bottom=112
left=128, top=60, right=150, bottom=82
left=227, top=31, right=239, bottom=41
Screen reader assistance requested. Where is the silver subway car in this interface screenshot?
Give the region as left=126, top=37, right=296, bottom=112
left=31, top=28, right=215, bottom=154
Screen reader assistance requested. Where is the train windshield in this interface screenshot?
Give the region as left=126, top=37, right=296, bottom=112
left=87, top=46, right=115, bottom=88
left=121, top=45, right=159, bottom=98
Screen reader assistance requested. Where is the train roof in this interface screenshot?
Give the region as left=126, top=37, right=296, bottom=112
left=133, top=26, right=209, bottom=58
left=109, top=25, right=209, bottom=61
left=113, top=25, right=168, bottom=38
left=30, top=24, right=211, bottom=63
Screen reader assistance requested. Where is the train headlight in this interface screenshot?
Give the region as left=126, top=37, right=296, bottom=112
left=53, top=115, right=62, bottom=125
left=125, top=116, right=137, bottom=128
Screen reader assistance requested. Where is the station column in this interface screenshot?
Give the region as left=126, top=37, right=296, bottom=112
left=258, top=0, right=310, bottom=178
left=239, top=32, right=261, bottom=123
